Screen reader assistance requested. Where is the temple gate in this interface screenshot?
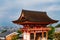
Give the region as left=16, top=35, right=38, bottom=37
left=12, top=10, right=58, bottom=40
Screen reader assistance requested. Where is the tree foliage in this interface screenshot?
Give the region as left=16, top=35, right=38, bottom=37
left=53, top=32, right=60, bottom=40
left=55, top=24, right=60, bottom=28
left=48, top=26, right=55, bottom=40
left=1, top=29, right=7, bottom=33
left=17, top=29, right=22, bottom=35
left=12, top=35, right=19, bottom=40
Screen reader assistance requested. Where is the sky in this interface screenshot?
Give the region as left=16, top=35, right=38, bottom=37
left=0, top=0, right=60, bottom=27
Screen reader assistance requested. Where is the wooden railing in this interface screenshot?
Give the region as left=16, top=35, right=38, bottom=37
left=20, top=27, right=51, bottom=31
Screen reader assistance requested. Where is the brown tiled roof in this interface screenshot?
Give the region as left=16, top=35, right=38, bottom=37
left=12, top=10, right=58, bottom=24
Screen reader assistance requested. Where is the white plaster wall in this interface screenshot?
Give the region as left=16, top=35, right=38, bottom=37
left=23, top=32, right=30, bottom=40
left=23, top=32, right=27, bottom=40
left=42, top=37, right=46, bottom=40
left=26, top=33, right=30, bottom=40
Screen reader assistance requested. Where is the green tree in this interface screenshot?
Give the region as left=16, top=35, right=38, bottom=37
left=55, top=24, right=60, bottom=28
left=1, top=29, right=7, bottom=33
left=48, top=26, right=55, bottom=40
left=17, top=29, right=22, bottom=35
left=53, top=32, right=60, bottom=40
left=12, top=35, right=19, bottom=40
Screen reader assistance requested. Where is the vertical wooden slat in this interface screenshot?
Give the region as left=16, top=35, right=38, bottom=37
left=46, top=31, right=48, bottom=40
left=42, top=31, right=44, bottom=40
left=34, top=32, right=36, bottom=40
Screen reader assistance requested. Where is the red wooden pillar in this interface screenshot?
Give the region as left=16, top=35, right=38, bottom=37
left=42, top=31, right=44, bottom=40
left=34, top=31, right=36, bottom=40
left=46, top=31, right=48, bottom=40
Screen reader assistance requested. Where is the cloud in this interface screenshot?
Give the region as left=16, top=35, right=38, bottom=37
left=0, top=0, right=60, bottom=12
left=46, top=5, right=60, bottom=12
left=16, top=0, right=60, bottom=7
left=0, top=0, right=60, bottom=26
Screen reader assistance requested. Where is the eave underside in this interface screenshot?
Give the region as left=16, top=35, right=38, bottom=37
left=12, top=21, right=58, bottom=25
